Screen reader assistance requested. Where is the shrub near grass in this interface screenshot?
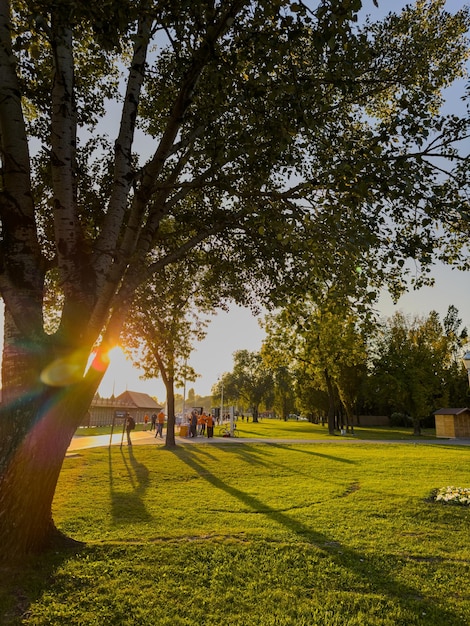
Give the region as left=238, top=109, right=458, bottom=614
left=1, top=442, right=469, bottom=625
left=432, top=486, right=470, bottom=505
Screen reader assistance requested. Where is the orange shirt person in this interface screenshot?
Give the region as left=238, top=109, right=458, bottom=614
left=205, top=413, right=214, bottom=438
left=155, top=410, right=165, bottom=438
left=198, top=413, right=206, bottom=436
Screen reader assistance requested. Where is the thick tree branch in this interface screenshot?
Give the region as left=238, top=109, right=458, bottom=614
left=93, top=13, right=153, bottom=286
left=118, top=1, right=248, bottom=255
left=50, top=12, right=80, bottom=271
left=0, top=0, right=44, bottom=337
left=89, top=1, right=249, bottom=337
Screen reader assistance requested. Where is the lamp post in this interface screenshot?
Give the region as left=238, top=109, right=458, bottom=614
left=220, top=378, right=224, bottom=426
left=181, top=377, right=186, bottom=426
left=462, top=351, right=470, bottom=387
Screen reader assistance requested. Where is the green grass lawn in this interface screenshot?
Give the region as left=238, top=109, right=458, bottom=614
left=1, top=439, right=469, bottom=625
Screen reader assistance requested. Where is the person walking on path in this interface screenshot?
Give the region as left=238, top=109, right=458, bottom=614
left=150, top=413, right=157, bottom=431
left=155, top=410, right=165, bottom=438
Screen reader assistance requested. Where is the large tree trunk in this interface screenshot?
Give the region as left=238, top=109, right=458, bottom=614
left=0, top=317, right=105, bottom=562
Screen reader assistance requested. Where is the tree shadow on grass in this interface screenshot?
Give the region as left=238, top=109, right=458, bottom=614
left=173, top=446, right=468, bottom=626
left=216, top=441, right=357, bottom=471
left=0, top=446, right=153, bottom=624
left=0, top=542, right=84, bottom=625
left=266, top=441, right=357, bottom=464
left=188, top=439, right=277, bottom=469
left=107, top=446, right=153, bottom=524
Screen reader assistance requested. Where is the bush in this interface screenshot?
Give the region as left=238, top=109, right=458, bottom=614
left=389, top=412, right=413, bottom=427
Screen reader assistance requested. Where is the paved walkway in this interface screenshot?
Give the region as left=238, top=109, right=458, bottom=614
left=67, top=429, right=470, bottom=454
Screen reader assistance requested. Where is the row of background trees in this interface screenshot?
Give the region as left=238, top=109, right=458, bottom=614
left=210, top=305, right=469, bottom=436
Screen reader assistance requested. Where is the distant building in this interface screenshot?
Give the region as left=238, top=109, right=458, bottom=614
left=434, top=408, right=470, bottom=439
left=83, top=391, right=162, bottom=427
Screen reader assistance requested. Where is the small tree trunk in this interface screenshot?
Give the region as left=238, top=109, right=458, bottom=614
left=324, top=370, right=336, bottom=435
left=413, top=417, right=422, bottom=436
left=164, top=377, right=177, bottom=448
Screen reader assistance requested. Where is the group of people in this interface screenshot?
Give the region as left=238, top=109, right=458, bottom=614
left=187, top=410, right=214, bottom=438
left=125, top=408, right=216, bottom=446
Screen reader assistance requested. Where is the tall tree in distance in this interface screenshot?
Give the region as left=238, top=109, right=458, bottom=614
left=121, top=260, right=214, bottom=447
left=263, top=296, right=368, bottom=434
left=220, top=350, right=274, bottom=422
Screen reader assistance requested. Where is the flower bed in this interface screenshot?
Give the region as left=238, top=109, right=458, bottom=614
left=431, top=486, right=470, bottom=506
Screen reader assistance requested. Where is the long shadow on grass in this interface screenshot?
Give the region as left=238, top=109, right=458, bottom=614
left=189, top=439, right=278, bottom=469
left=173, top=446, right=467, bottom=626
left=267, top=441, right=357, bottom=463
left=208, top=442, right=356, bottom=483
left=218, top=441, right=357, bottom=467
left=107, top=447, right=153, bottom=523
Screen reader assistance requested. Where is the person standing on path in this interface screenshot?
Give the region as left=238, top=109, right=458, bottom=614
left=206, top=412, right=214, bottom=438
left=198, top=413, right=206, bottom=436
left=125, top=413, right=135, bottom=446
left=189, top=410, right=198, bottom=438
left=155, top=410, right=165, bottom=438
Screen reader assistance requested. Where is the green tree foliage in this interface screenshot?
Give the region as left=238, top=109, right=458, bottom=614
left=120, top=261, right=214, bottom=447
left=262, top=296, right=368, bottom=434
left=220, top=350, right=274, bottom=421
left=260, top=317, right=298, bottom=420
left=0, top=0, right=469, bottom=559
left=442, top=305, right=469, bottom=363
left=367, top=308, right=468, bottom=434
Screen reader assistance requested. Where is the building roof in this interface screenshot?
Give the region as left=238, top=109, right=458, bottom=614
left=115, top=391, right=161, bottom=410
left=433, top=408, right=470, bottom=416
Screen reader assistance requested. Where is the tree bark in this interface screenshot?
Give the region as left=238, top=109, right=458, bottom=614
left=324, top=369, right=336, bottom=436
left=0, top=320, right=105, bottom=562
left=413, top=418, right=422, bottom=436
left=164, top=376, right=176, bottom=448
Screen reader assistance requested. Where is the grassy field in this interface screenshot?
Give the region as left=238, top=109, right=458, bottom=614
left=1, top=433, right=469, bottom=625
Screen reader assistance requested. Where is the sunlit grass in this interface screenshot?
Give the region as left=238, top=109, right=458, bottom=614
left=1, top=441, right=468, bottom=625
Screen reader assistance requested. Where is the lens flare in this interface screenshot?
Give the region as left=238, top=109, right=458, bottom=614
left=87, top=347, right=116, bottom=374
left=40, top=350, right=88, bottom=386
